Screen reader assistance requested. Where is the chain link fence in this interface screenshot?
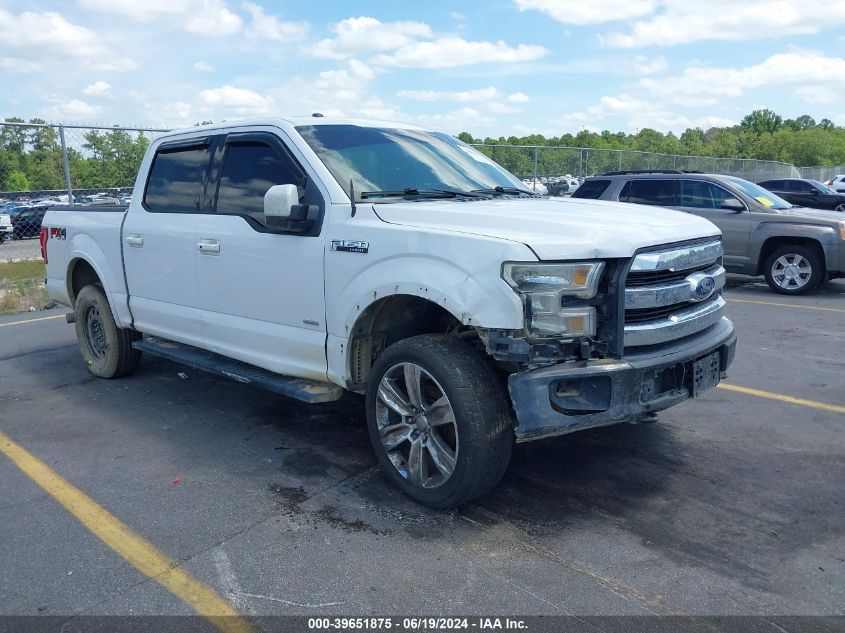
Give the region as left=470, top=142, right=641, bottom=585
left=0, top=121, right=168, bottom=257
left=796, top=166, right=845, bottom=183
left=470, top=144, right=801, bottom=192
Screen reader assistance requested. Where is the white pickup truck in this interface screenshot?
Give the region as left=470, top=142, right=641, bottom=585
left=42, top=117, right=736, bottom=508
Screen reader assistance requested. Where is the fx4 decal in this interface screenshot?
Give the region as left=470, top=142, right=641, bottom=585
left=49, top=227, right=67, bottom=240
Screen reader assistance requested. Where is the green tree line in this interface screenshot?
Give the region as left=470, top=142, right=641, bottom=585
left=1, top=110, right=843, bottom=191
left=458, top=109, right=845, bottom=177
left=0, top=117, right=150, bottom=192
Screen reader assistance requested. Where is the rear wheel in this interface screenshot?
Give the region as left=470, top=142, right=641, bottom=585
left=763, top=245, right=823, bottom=295
left=74, top=285, right=141, bottom=378
left=365, top=334, right=514, bottom=508
left=834, top=203, right=845, bottom=212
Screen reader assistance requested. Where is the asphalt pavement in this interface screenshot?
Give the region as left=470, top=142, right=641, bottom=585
left=0, top=277, right=843, bottom=627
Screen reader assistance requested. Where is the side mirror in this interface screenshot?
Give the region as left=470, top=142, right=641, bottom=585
left=809, top=188, right=819, bottom=195
left=721, top=198, right=745, bottom=212
left=264, top=184, right=299, bottom=218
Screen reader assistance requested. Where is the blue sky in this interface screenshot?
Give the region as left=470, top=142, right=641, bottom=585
left=1, top=0, right=844, bottom=135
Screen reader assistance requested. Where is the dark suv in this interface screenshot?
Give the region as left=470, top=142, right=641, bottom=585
left=573, top=170, right=845, bottom=295
left=757, top=178, right=845, bottom=212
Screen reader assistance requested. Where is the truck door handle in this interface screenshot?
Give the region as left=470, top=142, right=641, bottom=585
left=125, top=234, right=143, bottom=247
left=197, top=239, right=220, bottom=254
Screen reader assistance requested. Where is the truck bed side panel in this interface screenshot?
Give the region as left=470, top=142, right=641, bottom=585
left=43, top=206, right=131, bottom=327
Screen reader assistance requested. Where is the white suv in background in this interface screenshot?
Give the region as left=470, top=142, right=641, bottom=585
left=825, top=175, right=845, bottom=193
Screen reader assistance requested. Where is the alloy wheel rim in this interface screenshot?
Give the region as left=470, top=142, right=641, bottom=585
left=771, top=254, right=811, bottom=290
left=374, top=362, right=459, bottom=489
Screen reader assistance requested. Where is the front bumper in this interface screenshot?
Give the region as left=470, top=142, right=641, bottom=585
left=508, top=317, right=736, bottom=442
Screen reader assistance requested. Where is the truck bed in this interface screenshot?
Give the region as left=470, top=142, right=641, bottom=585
left=42, top=205, right=130, bottom=321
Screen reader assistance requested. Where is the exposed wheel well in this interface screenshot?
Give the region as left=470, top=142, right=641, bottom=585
left=68, top=259, right=102, bottom=305
left=757, top=237, right=825, bottom=275
left=348, top=295, right=470, bottom=388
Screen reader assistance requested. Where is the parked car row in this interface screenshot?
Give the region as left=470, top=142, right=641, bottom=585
left=520, top=175, right=583, bottom=196
left=0, top=191, right=132, bottom=243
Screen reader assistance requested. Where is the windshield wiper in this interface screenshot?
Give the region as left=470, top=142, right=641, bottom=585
left=470, top=186, right=535, bottom=196
left=360, top=188, right=485, bottom=200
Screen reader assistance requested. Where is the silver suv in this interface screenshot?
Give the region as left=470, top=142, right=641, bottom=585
left=573, top=171, right=845, bottom=295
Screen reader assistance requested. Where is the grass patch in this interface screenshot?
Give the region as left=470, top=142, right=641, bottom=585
left=0, top=260, right=48, bottom=314
left=0, top=260, right=46, bottom=282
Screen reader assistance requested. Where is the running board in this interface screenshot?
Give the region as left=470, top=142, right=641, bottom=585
left=133, top=336, right=343, bottom=404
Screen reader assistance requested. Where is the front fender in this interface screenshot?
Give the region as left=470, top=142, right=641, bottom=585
left=332, top=254, right=524, bottom=338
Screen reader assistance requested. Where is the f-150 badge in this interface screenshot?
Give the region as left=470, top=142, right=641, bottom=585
left=330, top=240, right=369, bottom=253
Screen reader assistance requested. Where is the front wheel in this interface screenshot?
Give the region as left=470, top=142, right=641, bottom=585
left=74, top=285, right=142, bottom=378
left=834, top=203, right=845, bottom=212
left=365, top=335, right=514, bottom=508
left=763, top=245, right=823, bottom=295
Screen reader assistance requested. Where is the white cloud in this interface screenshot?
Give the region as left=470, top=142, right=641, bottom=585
left=487, top=103, right=523, bottom=114
left=398, top=87, right=501, bottom=102
left=41, top=99, right=103, bottom=121
left=602, top=0, right=845, bottom=48
left=397, top=88, right=530, bottom=114
left=450, top=12, right=467, bottom=20
left=631, top=55, right=667, bottom=75
left=637, top=51, right=845, bottom=107
left=242, top=2, right=308, bottom=41
left=552, top=93, right=736, bottom=133
left=193, top=61, right=216, bottom=72
left=77, top=0, right=242, bottom=36
left=308, top=17, right=433, bottom=59
left=373, top=38, right=548, bottom=68
left=514, top=0, right=656, bottom=25
left=197, top=85, right=276, bottom=117
left=83, top=81, right=112, bottom=96
left=0, top=9, right=136, bottom=72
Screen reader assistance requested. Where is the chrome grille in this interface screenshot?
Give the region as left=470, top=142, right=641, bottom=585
left=624, top=240, right=725, bottom=348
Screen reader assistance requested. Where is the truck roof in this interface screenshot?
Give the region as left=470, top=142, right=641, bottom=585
left=158, top=116, right=427, bottom=141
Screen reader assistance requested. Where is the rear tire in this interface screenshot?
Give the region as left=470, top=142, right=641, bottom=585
left=365, top=334, right=514, bottom=509
left=74, top=285, right=141, bottom=378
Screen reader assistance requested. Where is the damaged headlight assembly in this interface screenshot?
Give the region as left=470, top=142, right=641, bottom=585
left=503, top=262, right=605, bottom=339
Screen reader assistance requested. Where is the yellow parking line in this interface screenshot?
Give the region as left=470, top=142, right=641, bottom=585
left=717, top=383, right=845, bottom=415
left=0, top=314, right=66, bottom=328
left=0, top=430, right=256, bottom=633
left=725, top=298, right=845, bottom=313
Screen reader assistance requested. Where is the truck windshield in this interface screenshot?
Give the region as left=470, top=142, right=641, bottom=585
left=721, top=176, right=792, bottom=209
left=296, top=125, right=532, bottom=201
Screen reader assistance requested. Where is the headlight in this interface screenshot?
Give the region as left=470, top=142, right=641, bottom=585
left=503, top=262, right=605, bottom=338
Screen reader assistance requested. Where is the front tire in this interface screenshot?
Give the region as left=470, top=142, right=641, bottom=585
left=365, top=334, right=514, bottom=508
left=763, top=245, right=823, bottom=295
left=74, top=285, right=141, bottom=378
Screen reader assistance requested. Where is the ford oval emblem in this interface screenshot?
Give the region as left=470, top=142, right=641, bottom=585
left=694, top=276, right=716, bottom=300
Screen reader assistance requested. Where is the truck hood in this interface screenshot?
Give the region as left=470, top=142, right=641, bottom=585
left=373, top=197, right=720, bottom=260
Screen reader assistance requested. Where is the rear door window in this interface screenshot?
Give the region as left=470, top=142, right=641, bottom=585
left=680, top=180, right=742, bottom=209
left=618, top=179, right=677, bottom=206
left=144, top=144, right=212, bottom=213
